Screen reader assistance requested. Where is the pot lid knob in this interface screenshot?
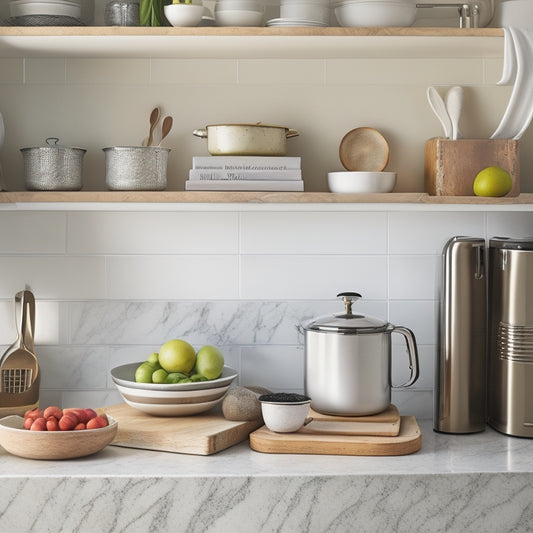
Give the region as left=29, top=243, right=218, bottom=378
left=337, top=291, right=361, bottom=316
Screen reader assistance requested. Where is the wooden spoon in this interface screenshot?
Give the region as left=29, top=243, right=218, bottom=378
left=158, top=116, right=173, bottom=146
left=143, top=107, right=161, bottom=147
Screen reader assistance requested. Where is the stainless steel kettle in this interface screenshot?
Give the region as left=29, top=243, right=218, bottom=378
left=299, top=292, right=419, bottom=416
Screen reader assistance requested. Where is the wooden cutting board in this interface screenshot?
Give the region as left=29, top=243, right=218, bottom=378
left=302, top=404, right=401, bottom=436
left=249, top=416, right=421, bottom=456
left=103, top=403, right=263, bottom=456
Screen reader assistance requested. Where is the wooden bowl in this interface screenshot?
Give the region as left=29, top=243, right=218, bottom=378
left=0, top=415, right=117, bottom=460
left=339, top=127, right=390, bottom=171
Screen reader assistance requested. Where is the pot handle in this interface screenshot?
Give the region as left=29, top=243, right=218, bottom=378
left=391, top=326, right=419, bottom=388
left=286, top=129, right=299, bottom=139
left=193, top=128, right=208, bottom=139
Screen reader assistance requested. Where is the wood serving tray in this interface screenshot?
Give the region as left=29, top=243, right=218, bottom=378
left=249, top=415, right=421, bottom=456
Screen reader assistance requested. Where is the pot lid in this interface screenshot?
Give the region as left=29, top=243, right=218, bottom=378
left=302, top=292, right=391, bottom=334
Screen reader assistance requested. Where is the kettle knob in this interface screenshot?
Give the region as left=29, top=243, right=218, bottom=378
left=336, top=292, right=361, bottom=315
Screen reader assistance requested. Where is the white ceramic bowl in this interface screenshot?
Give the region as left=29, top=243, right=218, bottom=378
left=123, top=397, right=224, bottom=416
left=215, top=9, right=264, bottom=26
left=0, top=414, right=117, bottom=460
left=259, top=393, right=311, bottom=433
left=114, top=382, right=230, bottom=405
left=164, top=4, right=204, bottom=26
left=9, top=0, right=81, bottom=18
left=334, top=0, right=416, bottom=27
left=280, top=2, right=330, bottom=23
left=216, top=0, right=262, bottom=9
left=111, top=363, right=238, bottom=391
left=328, top=171, right=397, bottom=193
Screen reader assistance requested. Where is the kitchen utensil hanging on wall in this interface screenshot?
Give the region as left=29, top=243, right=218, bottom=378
left=0, top=290, right=40, bottom=417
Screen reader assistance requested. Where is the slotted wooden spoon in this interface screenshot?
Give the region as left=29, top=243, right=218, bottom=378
left=0, top=290, right=39, bottom=394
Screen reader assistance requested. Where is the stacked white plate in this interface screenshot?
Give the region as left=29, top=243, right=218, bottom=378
left=215, top=0, right=264, bottom=26
left=280, top=0, right=330, bottom=24
left=111, top=363, right=238, bottom=416
left=9, top=0, right=81, bottom=18
left=266, top=18, right=327, bottom=26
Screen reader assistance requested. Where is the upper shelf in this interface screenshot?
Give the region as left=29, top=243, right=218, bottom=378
left=0, top=26, right=504, bottom=59
left=1, top=191, right=532, bottom=212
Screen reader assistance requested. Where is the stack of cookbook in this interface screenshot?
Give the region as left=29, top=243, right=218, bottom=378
left=185, top=155, right=304, bottom=191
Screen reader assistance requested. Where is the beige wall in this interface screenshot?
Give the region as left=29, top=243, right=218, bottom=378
left=1, top=51, right=529, bottom=193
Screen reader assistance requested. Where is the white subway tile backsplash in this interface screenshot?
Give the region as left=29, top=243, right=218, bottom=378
left=106, top=255, right=239, bottom=299
left=240, top=345, right=304, bottom=391
left=486, top=212, right=533, bottom=239
left=67, top=212, right=239, bottom=254
left=0, top=58, right=23, bottom=84
left=240, top=255, right=388, bottom=300
left=38, top=346, right=108, bottom=389
left=326, top=58, right=484, bottom=85
left=66, top=58, right=150, bottom=84
left=150, top=59, right=238, bottom=85
left=25, top=58, right=67, bottom=85
left=0, top=257, right=106, bottom=299
left=0, top=212, right=67, bottom=253
left=238, top=59, right=325, bottom=85
left=389, top=255, right=440, bottom=300
left=388, top=212, right=485, bottom=254
left=389, top=300, right=438, bottom=346
left=240, top=212, right=387, bottom=254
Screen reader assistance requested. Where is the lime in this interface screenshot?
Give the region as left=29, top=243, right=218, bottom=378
left=166, top=372, right=189, bottom=384
left=152, top=368, right=168, bottom=384
left=135, top=362, right=154, bottom=383
left=147, top=352, right=161, bottom=369
left=473, top=166, right=512, bottom=197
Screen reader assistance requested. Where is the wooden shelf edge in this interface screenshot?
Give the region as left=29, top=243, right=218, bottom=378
left=1, top=191, right=531, bottom=205
left=0, top=27, right=504, bottom=38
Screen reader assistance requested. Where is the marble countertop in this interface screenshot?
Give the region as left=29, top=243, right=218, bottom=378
left=2, top=419, right=533, bottom=532
left=1, top=419, right=532, bottom=477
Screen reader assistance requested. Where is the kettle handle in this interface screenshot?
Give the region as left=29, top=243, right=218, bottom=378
left=391, top=326, right=419, bottom=388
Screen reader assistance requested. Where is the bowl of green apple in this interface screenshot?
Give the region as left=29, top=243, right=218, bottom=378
left=110, top=339, right=238, bottom=416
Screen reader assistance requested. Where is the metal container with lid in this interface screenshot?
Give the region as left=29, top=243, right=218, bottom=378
left=21, top=137, right=86, bottom=191
left=299, top=292, right=419, bottom=416
left=488, top=236, right=533, bottom=438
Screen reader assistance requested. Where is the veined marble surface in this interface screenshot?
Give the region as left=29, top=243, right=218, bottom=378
left=1, top=420, right=532, bottom=533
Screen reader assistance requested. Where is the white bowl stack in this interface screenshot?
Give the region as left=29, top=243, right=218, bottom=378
left=215, top=0, right=265, bottom=26
left=333, top=0, right=417, bottom=28
left=9, top=0, right=81, bottom=19
left=280, top=0, right=330, bottom=25
left=111, top=362, right=239, bottom=416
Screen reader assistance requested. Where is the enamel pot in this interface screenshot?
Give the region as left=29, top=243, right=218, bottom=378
left=193, top=123, right=299, bottom=156
left=299, top=292, right=419, bottom=416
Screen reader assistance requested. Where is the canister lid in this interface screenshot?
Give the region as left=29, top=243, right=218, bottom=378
left=301, top=292, right=391, bottom=334
left=489, top=237, right=533, bottom=250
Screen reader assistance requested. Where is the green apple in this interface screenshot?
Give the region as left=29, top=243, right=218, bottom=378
left=473, top=166, right=512, bottom=197
left=135, top=362, right=155, bottom=383
left=158, top=339, right=196, bottom=374
left=195, top=345, right=224, bottom=380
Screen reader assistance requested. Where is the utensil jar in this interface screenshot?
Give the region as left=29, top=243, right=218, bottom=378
left=299, top=292, right=419, bottom=416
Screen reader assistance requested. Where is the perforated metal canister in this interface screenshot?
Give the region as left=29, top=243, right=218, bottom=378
left=103, top=146, right=169, bottom=191
left=21, top=137, right=86, bottom=191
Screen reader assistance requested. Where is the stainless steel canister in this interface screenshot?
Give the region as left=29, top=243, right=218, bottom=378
left=434, top=236, right=487, bottom=434
left=103, top=146, right=169, bottom=191
left=299, top=292, right=419, bottom=416
left=21, top=137, right=86, bottom=191
left=488, top=237, right=533, bottom=438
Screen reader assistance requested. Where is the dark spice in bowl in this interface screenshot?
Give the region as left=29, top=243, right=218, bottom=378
left=259, top=393, right=310, bottom=404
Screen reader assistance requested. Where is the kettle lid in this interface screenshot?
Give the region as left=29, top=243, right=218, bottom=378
left=302, top=292, right=390, bottom=334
